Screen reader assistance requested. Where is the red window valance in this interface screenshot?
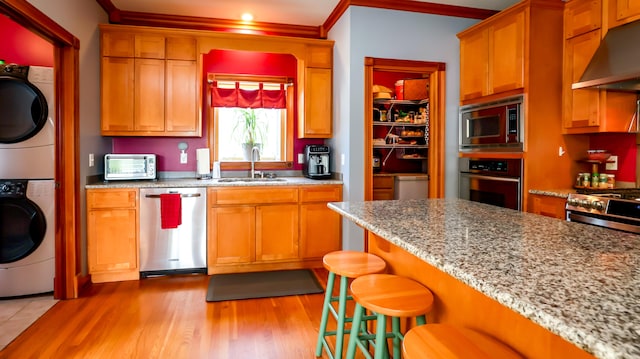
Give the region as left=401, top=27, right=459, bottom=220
left=210, top=81, right=286, bottom=109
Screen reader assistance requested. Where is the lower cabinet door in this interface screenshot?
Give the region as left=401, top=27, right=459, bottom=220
left=256, top=204, right=299, bottom=261
left=209, top=206, right=255, bottom=265
left=88, top=208, right=138, bottom=273
left=299, top=203, right=341, bottom=259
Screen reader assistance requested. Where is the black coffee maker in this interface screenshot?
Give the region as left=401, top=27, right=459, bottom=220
left=303, top=145, right=332, bottom=179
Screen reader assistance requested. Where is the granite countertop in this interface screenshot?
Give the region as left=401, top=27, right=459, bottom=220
left=529, top=188, right=575, bottom=198
left=328, top=198, right=640, bottom=359
left=85, top=177, right=342, bottom=189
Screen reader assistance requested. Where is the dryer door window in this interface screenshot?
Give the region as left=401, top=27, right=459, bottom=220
left=0, top=198, right=46, bottom=263
left=0, top=76, right=48, bottom=144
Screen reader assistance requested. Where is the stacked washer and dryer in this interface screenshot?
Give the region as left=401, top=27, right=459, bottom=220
left=0, top=64, right=56, bottom=298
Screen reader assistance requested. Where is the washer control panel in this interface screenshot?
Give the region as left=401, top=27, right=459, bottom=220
left=0, top=180, right=27, bottom=198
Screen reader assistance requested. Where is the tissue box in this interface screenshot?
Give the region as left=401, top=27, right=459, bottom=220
left=403, top=78, right=429, bottom=100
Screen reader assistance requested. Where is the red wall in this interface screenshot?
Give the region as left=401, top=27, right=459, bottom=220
left=0, top=15, right=53, bottom=66
left=113, top=49, right=323, bottom=172
left=589, top=133, right=636, bottom=183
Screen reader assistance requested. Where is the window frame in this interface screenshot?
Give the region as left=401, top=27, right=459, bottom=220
left=207, top=73, right=295, bottom=171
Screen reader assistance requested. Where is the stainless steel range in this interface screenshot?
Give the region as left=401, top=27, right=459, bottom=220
left=566, top=188, right=640, bottom=234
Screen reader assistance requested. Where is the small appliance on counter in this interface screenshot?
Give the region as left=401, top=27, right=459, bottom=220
left=303, top=145, right=332, bottom=179
left=104, top=153, right=156, bottom=181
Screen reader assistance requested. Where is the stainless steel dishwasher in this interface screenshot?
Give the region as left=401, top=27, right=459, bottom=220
left=139, top=187, right=207, bottom=277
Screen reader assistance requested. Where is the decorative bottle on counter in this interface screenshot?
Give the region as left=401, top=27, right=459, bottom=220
left=591, top=170, right=599, bottom=188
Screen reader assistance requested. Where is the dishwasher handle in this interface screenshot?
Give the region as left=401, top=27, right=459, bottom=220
left=144, top=193, right=202, bottom=198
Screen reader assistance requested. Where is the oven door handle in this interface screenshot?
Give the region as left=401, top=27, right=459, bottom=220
left=568, top=212, right=640, bottom=234
left=460, top=173, right=520, bottom=183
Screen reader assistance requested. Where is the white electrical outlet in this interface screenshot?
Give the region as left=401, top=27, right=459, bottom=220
left=180, top=152, right=188, bottom=164
left=88, top=153, right=94, bottom=167
left=298, top=153, right=304, bottom=164
left=606, top=155, right=618, bottom=171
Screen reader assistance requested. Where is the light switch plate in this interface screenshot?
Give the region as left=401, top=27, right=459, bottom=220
left=297, top=153, right=304, bottom=164
left=180, top=152, right=188, bottom=164
left=606, top=155, right=618, bottom=170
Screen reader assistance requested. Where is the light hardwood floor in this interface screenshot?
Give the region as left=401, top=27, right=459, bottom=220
left=0, top=268, right=361, bottom=359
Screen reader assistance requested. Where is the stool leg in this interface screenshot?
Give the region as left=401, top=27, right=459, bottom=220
left=346, top=303, right=364, bottom=359
left=416, top=314, right=427, bottom=326
left=374, top=313, right=387, bottom=359
left=391, top=317, right=401, bottom=359
left=334, top=275, right=349, bottom=358
left=316, top=271, right=336, bottom=357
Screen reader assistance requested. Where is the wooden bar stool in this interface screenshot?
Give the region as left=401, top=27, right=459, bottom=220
left=316, top=251, right=387, bottom=359
left=402, top=324, right=523, bottom=359
left=345, top=274, right=434, bottom=359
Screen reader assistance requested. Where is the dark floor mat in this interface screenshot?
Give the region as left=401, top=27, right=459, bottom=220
left=206, top=269, right=324, bottom=302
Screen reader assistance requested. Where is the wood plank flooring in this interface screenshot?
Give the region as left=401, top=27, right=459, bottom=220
left=0, top=268, right=363, bottom=359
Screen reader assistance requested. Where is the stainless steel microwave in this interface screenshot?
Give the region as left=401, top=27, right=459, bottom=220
left=104, top=154, right=156, bottom=181
left=459, top=95, right=524, bottom=151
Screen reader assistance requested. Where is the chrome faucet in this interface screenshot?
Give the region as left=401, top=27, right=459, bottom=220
left=250, top=146, right=262, bottom=178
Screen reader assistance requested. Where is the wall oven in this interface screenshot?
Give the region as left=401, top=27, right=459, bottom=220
left=459, top=95, right=524, bottom=152
left=459, top=157, right=522, bottom=211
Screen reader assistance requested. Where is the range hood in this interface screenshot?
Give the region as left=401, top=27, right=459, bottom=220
left=572, top=21, right=640, bottom=91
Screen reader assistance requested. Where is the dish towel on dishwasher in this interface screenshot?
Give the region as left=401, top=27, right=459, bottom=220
left=160, top=193, right=182, bottom=229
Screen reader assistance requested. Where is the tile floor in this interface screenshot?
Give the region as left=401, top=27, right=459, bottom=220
left=0, top=294, right=57, bottom=350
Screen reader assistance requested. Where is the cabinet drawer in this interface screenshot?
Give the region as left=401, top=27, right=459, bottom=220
left=373, top=189, right=394, bottom=200
left=87, top=189, right=137, bottom=209
left=299, top=185, right=342, bottom=203
left=373, top=176, right=394, bottom=189
left=212, top=187, right=298, bottom=205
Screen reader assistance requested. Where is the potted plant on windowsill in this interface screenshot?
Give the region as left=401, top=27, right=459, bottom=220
left=233, top=108, right=265, bottom=161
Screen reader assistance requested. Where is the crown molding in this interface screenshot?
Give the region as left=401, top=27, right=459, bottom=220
left=96, top=0, right=499, bottom=39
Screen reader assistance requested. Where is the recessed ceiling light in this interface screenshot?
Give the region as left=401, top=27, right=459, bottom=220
left=241, top=13, right=254, bottom=22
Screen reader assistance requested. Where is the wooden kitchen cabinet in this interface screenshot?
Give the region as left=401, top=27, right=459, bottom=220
left=299, top=185, right=342, bottom=259
left=207, top=187, right=300, bottom=273
left=298, top=44, right=333, bottom=138
left=100, top=25, right=201, bottom=137
left=209, top=206, right=255, bottom=264
left=299, top=67, right=332, bottom=138
left=529, top=194, right=567, bottom=219
left=372, top=175, right=394, bottom=200
left=562, top=0, right=638, bottom=134
left=208, top=184, right=342, bottom=274
left=458, top=7, right=524, bottom=102
left=608, top=0, right=640, bottom=28
left=256, top=204, right=299, bottom=261
left=87, top=188, right=139, bottom=283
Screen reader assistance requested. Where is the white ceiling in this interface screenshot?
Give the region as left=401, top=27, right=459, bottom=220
left=111, top=0, right=521, bottom=27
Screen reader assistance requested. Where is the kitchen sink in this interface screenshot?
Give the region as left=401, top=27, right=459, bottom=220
left=217, top=177, right=287, bottom=183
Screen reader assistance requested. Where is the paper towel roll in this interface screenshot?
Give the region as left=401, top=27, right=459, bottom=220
left=196, top=148, right=210, bottom=176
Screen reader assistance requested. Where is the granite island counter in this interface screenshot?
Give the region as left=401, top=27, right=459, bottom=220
left=328, top=198, right=640, bottom=359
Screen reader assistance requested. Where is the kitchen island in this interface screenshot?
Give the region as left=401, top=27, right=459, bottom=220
left=328, top=198, right=639, bottom=359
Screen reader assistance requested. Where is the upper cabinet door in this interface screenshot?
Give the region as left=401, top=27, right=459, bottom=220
left=165, top=60, right=200, bottom=134
left=458, top=8, right=525, bottom=102
left=564, top=0, right=602, bottom=39
left=488, top=10, right=525, bottom=95
left=609, top=0, right=640, bottom=28
left=299, top=67, right=332, bottom=138
left=459, top=29, right=488, bottom=101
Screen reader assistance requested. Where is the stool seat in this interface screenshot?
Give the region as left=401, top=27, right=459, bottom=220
left=402, top=324, right=523, bottom=359
left=346, top=274, right=434, bottom=359
left=323, top=250, right=387, bottom=278
left=350, top=274, right=434, bottom=318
